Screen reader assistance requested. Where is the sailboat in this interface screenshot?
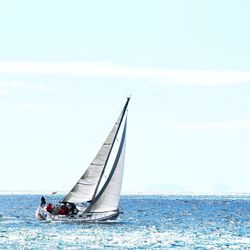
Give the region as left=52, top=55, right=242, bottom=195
left=35, top=98, right=130, bottom=222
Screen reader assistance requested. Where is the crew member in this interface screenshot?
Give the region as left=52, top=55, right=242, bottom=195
left=46, top=203, right=54, bottom=213
left=58, top=204, right=69, bottom=215
left=40, top=196, right=46, bottom=206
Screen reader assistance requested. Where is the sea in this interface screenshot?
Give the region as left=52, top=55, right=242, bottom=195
left=0, top=194, right=250, bottom=249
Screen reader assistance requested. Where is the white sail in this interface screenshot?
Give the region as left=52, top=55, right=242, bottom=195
left=63, top=109, right=124, bottom=203
left=88, top=118, right=127, bottom=213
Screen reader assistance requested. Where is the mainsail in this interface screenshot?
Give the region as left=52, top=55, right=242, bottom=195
left=63, top=98, right=130, bottom=204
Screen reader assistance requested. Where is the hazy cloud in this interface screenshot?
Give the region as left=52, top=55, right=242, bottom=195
left=18, top=103, right=35, bottom=109
left=0, top=81, right=55, bottom=96
left=0, top=61, right=250, bottom=86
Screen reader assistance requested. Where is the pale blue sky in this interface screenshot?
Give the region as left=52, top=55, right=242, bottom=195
left=0, top=1, right=250, bottom=193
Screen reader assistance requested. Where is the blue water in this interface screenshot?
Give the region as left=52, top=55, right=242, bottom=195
left=0, top=195, right=250, bottom=249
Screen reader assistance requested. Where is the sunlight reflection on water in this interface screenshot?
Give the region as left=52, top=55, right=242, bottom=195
left=0, top=195, right=250, bottom=249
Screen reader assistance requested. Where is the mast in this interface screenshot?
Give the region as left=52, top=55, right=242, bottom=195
left=90, top=97, right=130, bottom=201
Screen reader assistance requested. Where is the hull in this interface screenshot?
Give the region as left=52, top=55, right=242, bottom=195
left=35, top=206, right=120, bottom=223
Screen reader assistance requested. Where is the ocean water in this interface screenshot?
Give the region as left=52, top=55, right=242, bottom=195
left=0, top=195, right=250, bottom=249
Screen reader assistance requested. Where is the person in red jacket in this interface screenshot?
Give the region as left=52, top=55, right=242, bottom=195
left=58, top=205, right=69, bottom=215
left=46, top=203, right=54, bottom=213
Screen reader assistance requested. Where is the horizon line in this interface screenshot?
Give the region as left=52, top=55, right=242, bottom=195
left=1, top=190, right=250, bottom=196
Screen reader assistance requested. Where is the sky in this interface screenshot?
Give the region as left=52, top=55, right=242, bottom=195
left=0, top=0, right=250, bottom=194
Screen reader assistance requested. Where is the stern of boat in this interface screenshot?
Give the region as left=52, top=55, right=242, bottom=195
left=35, top=206, right=51, bottom=221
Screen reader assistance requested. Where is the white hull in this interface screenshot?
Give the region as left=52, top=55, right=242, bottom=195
left=35, top=206, right=120, bottom=223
